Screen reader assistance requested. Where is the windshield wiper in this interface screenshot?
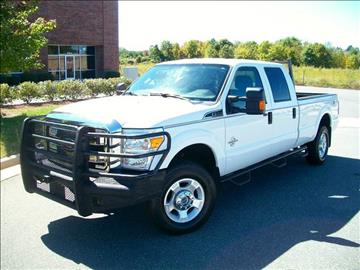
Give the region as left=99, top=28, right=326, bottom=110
left=149, top=92, right=189, bottom=100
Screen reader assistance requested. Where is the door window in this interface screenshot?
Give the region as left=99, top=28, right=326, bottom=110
left=227, top=66, right=263, bottom=114
left=264, top=67, right=291, bottom=102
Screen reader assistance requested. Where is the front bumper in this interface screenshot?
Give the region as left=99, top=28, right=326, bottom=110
left=20, top=117, right=169, bottom=216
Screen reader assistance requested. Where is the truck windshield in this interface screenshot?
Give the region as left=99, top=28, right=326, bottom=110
left=126, top=64, right=230, bottom=101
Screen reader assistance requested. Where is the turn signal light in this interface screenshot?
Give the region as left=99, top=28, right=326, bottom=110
left=150, top=136, right=164, bottom=149
left=259, top=100, right=266, bottom=112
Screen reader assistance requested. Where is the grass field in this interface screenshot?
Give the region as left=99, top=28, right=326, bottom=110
left=120, top=62, right=154, bottom=76
left=293, top=67, right=360, bottom=89
left=0, top=103, right=61, bottom=158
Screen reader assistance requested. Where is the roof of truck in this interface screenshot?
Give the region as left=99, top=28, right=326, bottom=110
left=157, top=58, right=283, bottom=67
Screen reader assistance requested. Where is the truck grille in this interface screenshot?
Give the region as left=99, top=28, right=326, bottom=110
left=21, top=116, right=171, bottom=216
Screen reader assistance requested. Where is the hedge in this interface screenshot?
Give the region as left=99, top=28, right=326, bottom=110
left=0, top=70, right=121, bottom=86
left=0, top=71, right=54, bottom=86
left=0, top=77, right=132, bottom=106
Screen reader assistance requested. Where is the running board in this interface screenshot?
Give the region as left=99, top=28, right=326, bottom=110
left=220, top=146, right=307, bottom=184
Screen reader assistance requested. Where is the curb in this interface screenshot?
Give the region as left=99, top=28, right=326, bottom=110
left=0, top=154, right=20, bottom=170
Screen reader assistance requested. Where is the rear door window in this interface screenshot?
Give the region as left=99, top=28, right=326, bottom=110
left=264, top=67, right=291, bottom=102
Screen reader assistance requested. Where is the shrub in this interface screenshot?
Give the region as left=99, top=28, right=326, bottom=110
left=101, top=70, right=121, bottom=79
left=18, top=82, right=41, bottom=104
left=0, top=83, right=14, bottom=105
left=22, top=71, right=54, bottom=83
left=56, top=80, right=89, bottom=100
left=0, top=73, right=22, bottom=86
left=39, top=80, right=58, bottom=101
left=84, top=79, right=104, bottom=96
left=135, top=56, right=142, bottom=64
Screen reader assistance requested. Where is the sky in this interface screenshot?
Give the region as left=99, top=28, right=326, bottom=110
left=118, top=1, right=360, bottom=51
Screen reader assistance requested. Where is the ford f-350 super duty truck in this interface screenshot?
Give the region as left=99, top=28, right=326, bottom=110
left=21, top=59, right=339, bottom=233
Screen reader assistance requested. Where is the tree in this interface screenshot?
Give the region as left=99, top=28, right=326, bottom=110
left=149, top=45, right=163, bottom=62
left=172, top=43, right=182, bottom=60
left=346, top=45, right=359, bottom=55
left=330, top=47, right=346, bottom=68
left=0, top=0, right=56, bottom=73
left=257, top=41, right=272, bottom=60
left=278, top=37, right=303, bottom=65
left=160, top=40, right=174, bottom=61
left=234, top=41, right=258, bottom=59
left=345, top=54, right=360, bottom=69
left=268, top=42, right=287, bottom=61
left=218, top=39, right=234, bottom=58
left=204, top=39, right=220, bottom=58
left=181, top=40, right=203, bottom=58
left=302, top=43, right=332, bottom=68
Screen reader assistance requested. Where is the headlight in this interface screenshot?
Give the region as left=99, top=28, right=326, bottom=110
left=118, top=129, right=167, bottom=171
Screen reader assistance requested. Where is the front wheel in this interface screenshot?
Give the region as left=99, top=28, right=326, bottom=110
left=150, top=162, right=217, bottom=234
left=306, top=126, right=330, bottom=165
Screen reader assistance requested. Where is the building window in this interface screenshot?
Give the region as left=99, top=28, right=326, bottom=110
left=47, top=45, right=96, bottom=80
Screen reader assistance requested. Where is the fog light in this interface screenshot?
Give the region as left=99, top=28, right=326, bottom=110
left=89, top=155, right=98, bottom=162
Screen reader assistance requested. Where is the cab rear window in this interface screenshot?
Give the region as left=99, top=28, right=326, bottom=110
left=264, top=67, right=291, bottom=102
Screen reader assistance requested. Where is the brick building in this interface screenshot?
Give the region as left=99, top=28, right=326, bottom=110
left=37, top=0, right=119, bottom=80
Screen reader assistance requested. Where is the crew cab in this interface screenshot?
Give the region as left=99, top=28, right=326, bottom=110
left=21, top=59, right=339, bottom=233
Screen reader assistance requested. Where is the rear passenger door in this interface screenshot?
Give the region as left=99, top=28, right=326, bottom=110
left=263, top=66, right=298, bottom=153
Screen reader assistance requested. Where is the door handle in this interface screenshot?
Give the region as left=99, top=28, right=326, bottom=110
left=292, top=108, right=296, bottom=119
left=268, top=112, right=273, bottom=124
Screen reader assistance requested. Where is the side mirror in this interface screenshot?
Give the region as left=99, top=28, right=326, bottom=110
left=116, top=83, right=127, bottom=95
left=228, top=95, right=246, bottom=103
left=245, top=87, right=266, bottom=115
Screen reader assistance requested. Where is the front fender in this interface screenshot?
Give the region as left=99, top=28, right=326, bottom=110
left=160, top=123, right=226, bottom=176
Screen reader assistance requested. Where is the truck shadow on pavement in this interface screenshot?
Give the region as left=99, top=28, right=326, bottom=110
left=41, top=155, right=360, bottom=269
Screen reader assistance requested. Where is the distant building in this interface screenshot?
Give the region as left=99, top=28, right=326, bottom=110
left=36, top=0, right=119, bottom=80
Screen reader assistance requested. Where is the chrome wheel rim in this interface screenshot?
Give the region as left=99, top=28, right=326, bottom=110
left=163, top=178, right=205, bottom=223
left=318, top=132, right=328, bottom=159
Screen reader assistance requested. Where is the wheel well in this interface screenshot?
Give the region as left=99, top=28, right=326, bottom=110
left=168, top=144, right=219, bottom=179
left=319, top=113, right=332, bottom=146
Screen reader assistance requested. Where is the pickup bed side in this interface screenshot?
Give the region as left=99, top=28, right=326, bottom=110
left=297, top=93, right=339, bottom=147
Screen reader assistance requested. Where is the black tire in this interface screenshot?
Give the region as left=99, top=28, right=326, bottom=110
left=150, top=161, right=217, bottom=234
left=306, top=126, right=330, bottom=165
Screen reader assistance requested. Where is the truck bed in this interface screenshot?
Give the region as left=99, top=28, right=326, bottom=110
left=296, top=92, right=337, bottom=105
left=296, top=92, right=332, bottom=100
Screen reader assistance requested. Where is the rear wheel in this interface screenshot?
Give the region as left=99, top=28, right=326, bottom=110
left=150, top=162, right=216, bottom=234
left=306, top=126, right=329, bottom=165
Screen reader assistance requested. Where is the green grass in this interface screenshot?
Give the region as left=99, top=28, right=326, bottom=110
left=120, top=62, right=154, bottom=76
left=0, top=104, right=60, bottom=158
left=293, top=67, right=360, bottom=90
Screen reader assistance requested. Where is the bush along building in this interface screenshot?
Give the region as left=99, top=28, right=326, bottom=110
left=1, top=1, right=119, bottom=85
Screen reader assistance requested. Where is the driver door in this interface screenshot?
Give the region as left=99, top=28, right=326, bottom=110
left=224, top=66, right=274, bottom=174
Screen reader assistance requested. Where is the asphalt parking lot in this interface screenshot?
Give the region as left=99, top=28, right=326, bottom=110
left=1, top=86, right=359, bottom=269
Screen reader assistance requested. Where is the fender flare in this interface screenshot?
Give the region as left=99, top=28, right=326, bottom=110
left=160, top=129, right=226, bottom=175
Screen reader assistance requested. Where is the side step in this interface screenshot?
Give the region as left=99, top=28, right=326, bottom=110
left=221, top=146, right=307, bottom=184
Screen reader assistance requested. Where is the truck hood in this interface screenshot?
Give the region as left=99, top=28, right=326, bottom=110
left=46, top=96, right=218, bottom=132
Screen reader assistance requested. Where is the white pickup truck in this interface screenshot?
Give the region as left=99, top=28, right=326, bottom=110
left=21, top=59, right=339, bottom=233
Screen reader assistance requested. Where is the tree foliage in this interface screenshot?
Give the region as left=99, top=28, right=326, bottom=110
left=160, top=40, right=175, bottom=61
left=181, top=40, right=204, bottom=58
left=121, top=37, right=360, bottom=69
left=302, top=43, right=333, bottom=68
left=234, top=42, right=258, bottom=59
left=0, top=0, right=56, bottom=73
left=149, top=45, right=163, bottom=62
